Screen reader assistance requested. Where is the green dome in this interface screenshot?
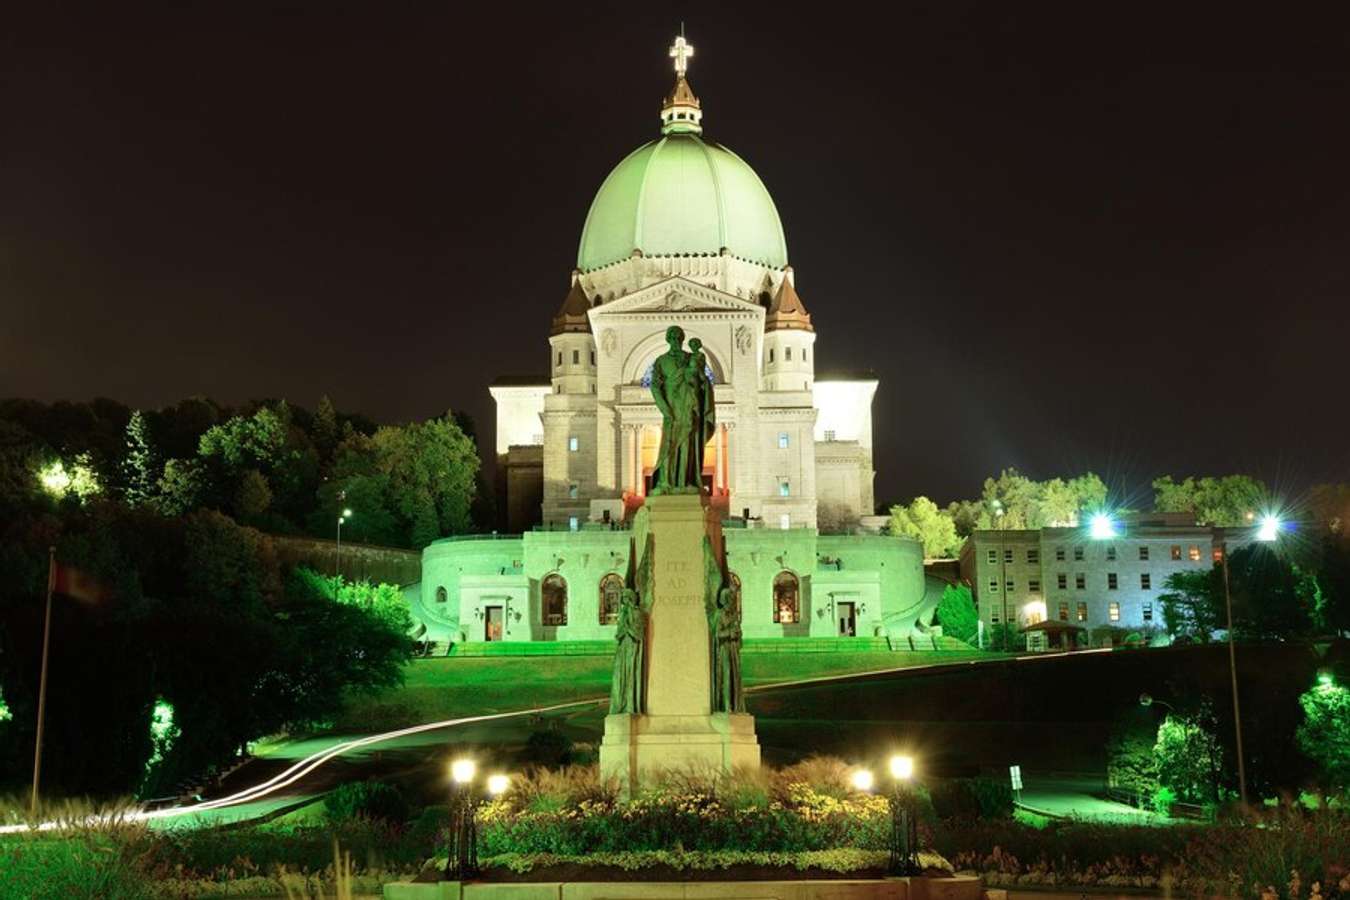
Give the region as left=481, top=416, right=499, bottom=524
left=577, top=133, right=788, bottom=272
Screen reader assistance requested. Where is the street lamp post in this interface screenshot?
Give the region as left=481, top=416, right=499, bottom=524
left=887, top=754, right=921, bottom=876
left=446, top=759, right=509, bottom=880
left=1218, top=513, right=1280, bottom=810
left=334, top=499, right=353, bottom=600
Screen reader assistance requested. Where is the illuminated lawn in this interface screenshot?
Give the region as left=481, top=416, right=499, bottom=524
left=333, top=649, right=998, bottom=731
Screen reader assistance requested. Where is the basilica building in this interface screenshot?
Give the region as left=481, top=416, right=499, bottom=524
left=413, top=39, right=928, bottom=649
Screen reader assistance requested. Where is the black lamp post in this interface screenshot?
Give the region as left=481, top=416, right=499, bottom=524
left=445, top=761, right=510, bottom=881
left=886, top=755, right=921, bottom=876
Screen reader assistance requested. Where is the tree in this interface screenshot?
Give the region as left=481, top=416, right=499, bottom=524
left=1158, top=568, right=1222, bottom=642
left=1152, top=703, right=1225, bottom=803
left=156, top=458, right=205, bottom=516
left=980, top=468, right=1041, bottom=529
left=946, top=499, right=989, bottom=537
left=934, top=584, right=978, bottom=644
left=1312, top=531, right=1350, bottom=637
left=312, top=395, right=340, bottom=466
left=1296, top=676, right=1350, bottom=792
left=234, top=469, right=273, bottom=523
left=1151, top=475, right=1269, bottom=526
left=1308, top=483, right=1350, bottom=534
left=324, top=413, right=481, bottom=549
left=889, top=496, right=960, bottom=558
left=1225, top=543, right=1315, bottom=641
left=121, top=410, right=159, bottom=507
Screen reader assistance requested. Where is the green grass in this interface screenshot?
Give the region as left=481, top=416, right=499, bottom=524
left=332, top=648, right=1001, bottom=732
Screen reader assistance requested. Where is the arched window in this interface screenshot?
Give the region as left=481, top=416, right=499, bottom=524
left=542, top=574, right=568, bottom=626
left=773, top=571, right=800, bottom=624
left=435, top=586, right=447, bottom=604
left=599, top=573, right=623, bottom=625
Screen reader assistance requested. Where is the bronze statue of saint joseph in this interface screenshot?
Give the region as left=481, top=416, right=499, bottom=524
left=648, top=325, right=716, bottom=494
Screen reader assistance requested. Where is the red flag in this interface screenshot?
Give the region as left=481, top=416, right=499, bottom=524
left=49, top=560, right=110, bottom=605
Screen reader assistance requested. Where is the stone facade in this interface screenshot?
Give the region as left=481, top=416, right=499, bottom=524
left=420, top=527, right=924, bottom=645
left=957, top=514, right=1252, bottom=639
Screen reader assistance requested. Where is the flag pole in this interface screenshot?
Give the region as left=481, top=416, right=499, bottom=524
left=31, top=546, right=56, bottom=818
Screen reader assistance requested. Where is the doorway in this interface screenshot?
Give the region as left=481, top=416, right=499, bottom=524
left=836, top=601, right=856, bottom=637
left=485, top=605, right=504, bottom=642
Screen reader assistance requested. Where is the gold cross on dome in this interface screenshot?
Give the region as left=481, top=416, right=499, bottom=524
left=669, top=34, right=694, bottom=77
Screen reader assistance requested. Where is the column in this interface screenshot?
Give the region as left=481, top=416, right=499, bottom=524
left=724, top=423, right=735, bottom=508
left=621, top=425, right=634, bottom=494
left=631, top=423, right=642, bottom=496
left=713, top=424, right=725, bottom=494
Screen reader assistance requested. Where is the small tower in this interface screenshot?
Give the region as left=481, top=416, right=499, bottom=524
left=660, top=34, right=703, bottom=135
left=761, top=267, right=815, bottom=392
left=549, top=272, right=596, bottom=396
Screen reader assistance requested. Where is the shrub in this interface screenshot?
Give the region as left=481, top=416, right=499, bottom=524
left=475, top=761, right=897, bottom=856
left=323, top=780, right=410, bottom=825
left=523, top=728, right=575, bottom=767
left=1151, top=785, right=1176, bottom=815
left=930, top=778, right=1012, bottom=821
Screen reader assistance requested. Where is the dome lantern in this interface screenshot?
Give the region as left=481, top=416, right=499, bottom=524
left=661, top=34, right=702, bottom=135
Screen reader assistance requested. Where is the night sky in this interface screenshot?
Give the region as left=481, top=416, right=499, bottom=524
left=3, top=3, right=1348, bottom=508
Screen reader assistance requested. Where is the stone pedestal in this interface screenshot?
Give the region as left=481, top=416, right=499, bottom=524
left=600, top=493, right=761, bottom=790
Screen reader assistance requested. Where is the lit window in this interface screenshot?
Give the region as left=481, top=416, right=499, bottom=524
left=773, top=571, right=800, bottom=623
left=779, top=480, right=790, bottom=497
left=1074, top=546, right=1084, bottom=561
left=568, top=516, right=579, bottom=532
left=1076, top=601, right=1088, bottom=622
left=987, top=549, right=997, bottom=565
left=779, top=513, right=791, bottom=530
left=778, top=432, right=789, bottom=449
left=1055, top=546, right=1066, bottom=561
left=1143, top=601, right=1153, bottom=622
left=568, top=436, right=579, bottom=452
left=1057, top=573, right=1067, bottom=590
left=823, top=429, right=836, bottom=441
left=1140, top=573, right=1151, bottom=590
left=598, top=573, right=623, bottom=625
left=1004, top=548, right=1013, bottom=563
left=1106, top=546, right=1117, bottom=562
left=1139, top=546, right=1150, bottom=561
left=1058, top=602, right=1069, bottom=621
left=1171, top=545, right=1182, bottom=560
left=1027, top=549, right=1040, bottom=563
left=989, top=577, right=999, bottom=593
left=1029, top=579, right=1041, bottom=593
left=1108, top=572, right=1118, bottom=590
left=568, top=483, right=578, bottom=499
left=1213, top=547, right=1224, bottom=562
left=1075, top=573, right=1086, bottom=590
left=542, top=573, right=568, bottom=625
left=1109, top=601, right=1120, bottom=622
left=1188, top=545, right=1201, bottom=561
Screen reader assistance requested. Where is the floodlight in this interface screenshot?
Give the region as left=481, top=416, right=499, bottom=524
left=1089, top=513, right=1117, bottom=540
left=487, top=773, right=510, bottom=796
left=1256, top=515, right=1281, bottom=543
left=889, top=755, right=914, bottom=781
left=342, top=508, right=353, bottom=518
left=850, top=769, right=874, bottom=792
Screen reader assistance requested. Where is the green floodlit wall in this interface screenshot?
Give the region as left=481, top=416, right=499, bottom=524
left=418, top=530, right=924, bottom=645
